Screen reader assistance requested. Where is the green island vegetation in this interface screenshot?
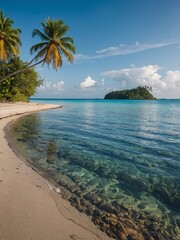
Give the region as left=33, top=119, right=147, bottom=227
left=0, top=9, right=75, bottom=102
left=0, top=57, right=42, bottom=101
left=104, top=86, right=156, bottom=100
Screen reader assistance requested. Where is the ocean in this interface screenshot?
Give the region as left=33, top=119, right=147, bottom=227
left=11, top=99, right=180, bottom=239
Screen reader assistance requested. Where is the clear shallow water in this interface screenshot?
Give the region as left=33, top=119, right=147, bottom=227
left=11, top=99, right=180, bottom=239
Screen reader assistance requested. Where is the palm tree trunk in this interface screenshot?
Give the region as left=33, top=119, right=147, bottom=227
left=0, top=59, right=44, bottom=84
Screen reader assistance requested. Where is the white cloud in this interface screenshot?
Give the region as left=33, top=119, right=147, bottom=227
left=38, top=80, right=65, bottom=92
left=80, top=76, right=96, bottom=89
left=102, top=65, right=162, bottom=87
left=101, top=78, right=105, bottom=86
left=96, top=40, right=180, bottom=57
left=75, top=39, right=180, bottom=61
left=102, top=65, right=180, bottom=98
left=74, top=54, right=89, bottom=60
left=52, top=81, right=64, bottom=91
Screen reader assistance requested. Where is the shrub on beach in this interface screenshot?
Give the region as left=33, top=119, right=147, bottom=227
left=0, top=57, right=42, bottom=102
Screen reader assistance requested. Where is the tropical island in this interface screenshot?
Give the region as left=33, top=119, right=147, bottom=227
left=104, top=86, right=156, bottom=100
left=0, top=5, right=179, bottom=240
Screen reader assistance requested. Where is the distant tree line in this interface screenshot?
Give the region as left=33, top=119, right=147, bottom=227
left=104, top=86, right=156, bottom=100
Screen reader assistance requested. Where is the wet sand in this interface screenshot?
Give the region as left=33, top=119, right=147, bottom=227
left=0, top=102, right=111, bottom=240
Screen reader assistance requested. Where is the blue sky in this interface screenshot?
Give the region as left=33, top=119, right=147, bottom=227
left=1, top=0, right=180, bottom=98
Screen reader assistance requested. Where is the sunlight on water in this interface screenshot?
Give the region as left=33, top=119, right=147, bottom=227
left=11, top=99, right=180, bottom=239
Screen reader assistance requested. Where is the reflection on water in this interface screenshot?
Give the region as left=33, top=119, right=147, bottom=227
left=11, top=100, right=180, bottom=240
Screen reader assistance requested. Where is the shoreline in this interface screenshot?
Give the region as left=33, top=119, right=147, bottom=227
left=0, top=103, right=111, bottom=240
left=0, top=102, right=62, bottom=119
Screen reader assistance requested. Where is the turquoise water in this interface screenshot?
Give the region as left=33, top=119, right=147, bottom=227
left=12, top=99, right=180, bottom=239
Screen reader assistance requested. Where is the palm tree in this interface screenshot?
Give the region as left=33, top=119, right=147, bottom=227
left=0, top=10, right=21, bottom=61
left=0, top=17, right=76, bottom=84
left=30, top=18, right=76, bottom=69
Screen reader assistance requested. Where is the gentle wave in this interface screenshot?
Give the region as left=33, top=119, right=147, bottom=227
left=11, top=99, right=180, bottom=239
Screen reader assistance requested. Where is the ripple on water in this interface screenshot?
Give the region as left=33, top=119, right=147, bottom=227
left=10, top=100, right=180, bottom=240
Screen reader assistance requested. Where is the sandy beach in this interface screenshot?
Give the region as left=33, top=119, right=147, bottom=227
left=0, top=102, right=111, bottom=240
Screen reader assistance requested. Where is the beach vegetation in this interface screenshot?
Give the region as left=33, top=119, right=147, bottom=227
left=0, top=57, right=42, bottom=101
left=104, top=86, right=156, bottom=100
left=30, top=18, right=76, bottom=70
left=0, top=10, right=21, bottom=61
left=0, top=9, right=76, bottom=86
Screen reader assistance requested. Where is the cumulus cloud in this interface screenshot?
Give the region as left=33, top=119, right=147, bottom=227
left=38, top=80, right=65, bottom=92
left=80, top=76, right=96, bottom=89
left=102, top=65, right=162, bottom=88
left=53, top=81, right=64, bottom=91
left=102, top=65, right=180, bottom=98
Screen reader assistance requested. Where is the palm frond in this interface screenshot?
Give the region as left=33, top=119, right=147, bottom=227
left=0, top=39, right=7, bottom=60
left=60, top=42, right=76, bottom=54
left=59, top=44, right=74, bottom=62
left=30, top=42, right=49, bottom=54
left=32, top=29, right=49, bottom=41
left=56, top=24, right=69, bottom=38
left=30, top=17, right=75, bottom=69
left=52, top=46, right=62, bottom=69
left=0, top=10, right=21, bottom=61
left=60, top=37, right=74, bottom=44
left=31, top=46, right=49, bottom=62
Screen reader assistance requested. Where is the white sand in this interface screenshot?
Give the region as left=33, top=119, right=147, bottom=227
left=0, top=102, right=62, bottom=119
left=0, top=102, right=111, bottom=240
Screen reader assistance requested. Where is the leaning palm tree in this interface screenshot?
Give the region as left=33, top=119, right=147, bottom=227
left=0, top=10, right=21, bottom=61
left=30, top=18, right=76, bottom=70
left=0, top=17, right=76, bottom=84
